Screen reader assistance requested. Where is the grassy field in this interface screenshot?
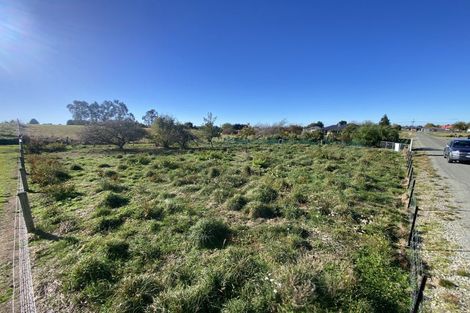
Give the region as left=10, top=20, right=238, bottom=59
left=26, top=142, right=411, bottom=312
left=0, top=146, right=18, bottom=306
left=24, top=124, right=85, bottom=140
left=0, top=123, right=17, bottom=139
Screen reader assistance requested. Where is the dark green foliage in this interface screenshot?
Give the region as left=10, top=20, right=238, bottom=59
left=103, top=193, right=129, bottom=208
left=103, top=170, right=118, bottom=178
left=98, top=163, right=112, bottom=168
left=191, top=219, right=231, bottom=249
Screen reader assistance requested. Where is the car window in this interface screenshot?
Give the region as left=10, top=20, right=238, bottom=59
left=452, top=141, right=470, bottom=148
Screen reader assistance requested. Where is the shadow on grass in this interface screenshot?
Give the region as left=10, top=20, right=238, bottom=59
left=33, top=228, right=61, bottom=241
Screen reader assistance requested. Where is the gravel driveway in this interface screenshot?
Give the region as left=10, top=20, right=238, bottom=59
left=415, top=132, right=470, bottom=258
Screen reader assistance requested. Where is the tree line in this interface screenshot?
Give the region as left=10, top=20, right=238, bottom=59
left=66, top=100, right=403, bottom=149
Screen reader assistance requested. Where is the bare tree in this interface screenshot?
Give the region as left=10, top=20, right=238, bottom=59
left=80, top=119, right=146, bottom=149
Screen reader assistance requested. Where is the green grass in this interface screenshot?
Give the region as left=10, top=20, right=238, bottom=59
left=0, top=145, right=18, bottom=304
left=25, top=124, right=85, bottom=140
left=28, top=143, right=411, bottom=312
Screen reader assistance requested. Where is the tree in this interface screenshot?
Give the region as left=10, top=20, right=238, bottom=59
left=151, top=115, right=196, bottom=148
left=452, top=121, right=468, bottom=132
left=307, top=121, right=324, bottom=128
left=67, top=100, right=90, bottom=121
left=338, top=120, right=347, bottom=126
left=379, top=114, right=390, bottom=126
left=67, top=100, right=134, bottom=123
left=29, top=118, right=39, bottom=124
left=339, top=124, right=359, bottom=143
left=424, top=123, right=437, bottom=128
left=142, top=109, right=158, bottom=127
left=201, top=112, right=221, bottom=146
left=80, top=119, right=146, bottom=149
left=239, top=125, right=256, bottom=139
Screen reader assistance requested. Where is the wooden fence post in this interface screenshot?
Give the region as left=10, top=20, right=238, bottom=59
left=19, top=155, right=25, bottom=169
left=407, top=179, right=416, bottom=209
left=407, top=167, right=414, bottom=188
left=407, top=161, right=413, bottom=178
left=19, top=166, right=29, bottom=191
left=17, top=191, right=35, bottom=233
left=411, top=275, right=427, bottom=313
left=407, top=206, right=419, bottom=247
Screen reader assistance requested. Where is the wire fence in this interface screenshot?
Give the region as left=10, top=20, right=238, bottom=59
left=12, top=120, right=37, bottom=313
left=405, top=149, right=428, bottom=313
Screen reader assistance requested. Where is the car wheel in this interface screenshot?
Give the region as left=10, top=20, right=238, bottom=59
left=447, top=157, right=453, bottom=163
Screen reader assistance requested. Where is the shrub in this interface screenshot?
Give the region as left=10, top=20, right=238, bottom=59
left=112, top=274, right=162, bottom=313
left=67, top=256, right=114, bottom=290
left=44, top=183, right=78, bottom=201
left=226, top=195, right=247, bottom=211
left=70, top=164, right=83, bottom=171
left=248, top=202, right=277, bottom=219
left=103, top=193, right=129, bottom=208
left=191, top=218, right=231, bottom=249
left=30, top=156, right=70, bottom=186
left=98, top=163, right=111, bottom=168
left=105, top=239, right=129, bottom=260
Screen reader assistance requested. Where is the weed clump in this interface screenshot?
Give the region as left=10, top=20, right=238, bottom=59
left=254, top=185, right=278, bottom=203
left=45, top=183, right=78, bottom=201
left=70, top=164, right=83, bottom=171
left=30, top=156, right=70, bottom=186
left=97, top=179, right=126, bottom=193
left=248, top=202, right=277, bottom=219
left=226, top=195, right=247, bottom=211
left=103, top=170, right=118, bottom=178
left=105, top=239, right=129, bottom=260
left=103, top=192, right=129, bottom=208
left=191, top=218, right=231, bottom=249
left=67, top=256, right=114, bottom=290
left=208, top=167, right=221, bottom=178
left=111, top=274, right=162, bottom=313
left=98, top=163, right=112, bottom=168
left=95, top=216, right=124, bottom=232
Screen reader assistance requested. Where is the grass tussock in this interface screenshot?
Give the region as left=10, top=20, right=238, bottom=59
left=28, top=143, right=410, bottom=312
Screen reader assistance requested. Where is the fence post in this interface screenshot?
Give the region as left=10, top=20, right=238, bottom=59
left=407, top=206, right=419, bottom=247
left=411, top=275, right=427, bottom=313
left=17, top=191, right=35, bottom=233
left=407, top=161, right=413, bottom=178
left=407, top=179, right=416, bottom=209
left=407, top=167, right=414, bottom=188
left=19, top=166, right=29, bottom=191
left=409, top=139, right=414, bottom=152
left=19, top=155, right=25, bottom=169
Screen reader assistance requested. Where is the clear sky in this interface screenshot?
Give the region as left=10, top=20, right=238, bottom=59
left=1, top=0, right=469, bottom=126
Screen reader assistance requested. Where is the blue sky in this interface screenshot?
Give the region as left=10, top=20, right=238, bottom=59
left=1, top=0, right=469, bottom=126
